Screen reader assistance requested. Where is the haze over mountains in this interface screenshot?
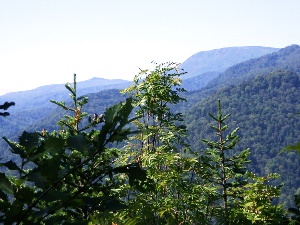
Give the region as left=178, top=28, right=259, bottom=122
left=0, top=78, right=131, bottom=111
left=180, top=46, right=278, bottom=79
left=0, top=45, right=291, bottom=140
left=1, top=44, right=300, bottom=206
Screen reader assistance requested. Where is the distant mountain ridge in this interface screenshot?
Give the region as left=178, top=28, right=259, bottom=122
left=207, top=44, right=300, bottom=89
left=0, top=77, right=132, bottom=111
left=0, top=77, right=131, bottom=140
left=0, top=45, right=291, bottom=139
left=0, top=45, right=284, bottom=140
left=180, top=46, right=279, bottom=80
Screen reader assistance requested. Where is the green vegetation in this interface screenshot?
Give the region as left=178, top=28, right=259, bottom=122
left=198, top=100, right=286, bottom=224
left=0, top=74, right=145, bottom=224
left=186, top=70, right=300, bottom=207
left=114, top=62, right=198, bottom=224
left=207, top=44, right=300, bottom=89
left=1, top=63, right=298, bottom=224
left=1, top=45, right=300, bottom=224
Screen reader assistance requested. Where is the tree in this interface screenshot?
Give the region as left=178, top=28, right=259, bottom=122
left=198, top=99, right=287, bottom=224
left=0, top=74, right=147, bottom=224
left=105, top=62, right=203, bottom=225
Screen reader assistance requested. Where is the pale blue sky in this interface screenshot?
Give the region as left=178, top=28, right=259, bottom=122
left=1, top=0, right=300, bottom=95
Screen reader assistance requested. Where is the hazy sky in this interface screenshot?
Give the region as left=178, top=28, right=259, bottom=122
left=1, top=0, right=300, bottom=95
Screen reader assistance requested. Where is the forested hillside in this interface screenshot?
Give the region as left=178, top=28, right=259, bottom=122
left=1, top=45, right=300, bottom=222
left=0, top=77, right=131, bottom=112
left=181, top=71, right=220, bottom=91
left=186, top=70, right=300, bottom=206
left=1, top=64, right=290, bottom=224
left=207, top=44, right=300, bottom=89
left=0, top=89, right=125, bottom=162
left=179, top=44, right=300, bottom=122
left=0, top=78, right=130, bottom=141
left=28, top=89, right=126, bottom=133
left=0, top=46, right=283, bottom=140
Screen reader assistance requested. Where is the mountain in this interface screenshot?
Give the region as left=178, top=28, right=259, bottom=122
left=27, top=89, right=125, bottom=134
left=1, top=45, right=300, bottom=207
left=207, top=44, right=300, bottom=89
left=0, top=77, right=131, bottom=111
left=184, top=70, right=300, bottom=207
left=0, top=77, right=131, bottom=140
left=178, top=44, right=300, bottom=206
left=180, top=46, right=278, bottom=80
left=181, top=71, right=220, bottom=91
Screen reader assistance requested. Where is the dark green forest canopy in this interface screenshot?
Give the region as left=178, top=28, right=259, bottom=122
left=185, top=70, right=300, bottom=206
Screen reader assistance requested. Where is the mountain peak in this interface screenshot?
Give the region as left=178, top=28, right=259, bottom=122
left=180, top=46, right=279, bottom=79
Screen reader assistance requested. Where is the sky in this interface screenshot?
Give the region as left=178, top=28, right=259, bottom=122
left=1, top=0, right=300, bottom=95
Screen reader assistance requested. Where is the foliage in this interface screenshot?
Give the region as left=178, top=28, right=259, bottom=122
left=197, top=100, right=287, bottom=224
left=0, top=74, right=146, bottom=224
left=104, top=62, right=205, bottom=225
left=236, top=172, right=288, bottom=224
left=288, top=194, right=300, bottom=224
left=0, top=60, right=297, bottom=224
left=186, top=70, right=300, bottom=207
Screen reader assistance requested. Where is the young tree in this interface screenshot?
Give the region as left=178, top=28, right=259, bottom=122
left=0, top=74, right=147, bottom=224
left=198, top=99, right=287, bottom=224
left=109, top=62, right=203, bottom=225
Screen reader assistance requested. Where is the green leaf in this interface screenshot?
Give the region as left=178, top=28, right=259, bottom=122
left=104, top=103, right=121, bottom=124
left=50, top=100, right=73, bottom=111
left=65, top=83, right=76, bottom=96
left=0, top=189, right=8, bottom=201
left=0, top=160, right=21, bottom=171
left=42, top=190, right=70, bottom=202
left=0, top=172, right=13, bottom=194
left=100, top=198, right=127, bottom=211
left=19, top=131, right=39, bottom=150
left=6, top=199, right=25, bottom=223
left=15, top=186, right=36, bottom=204
left=208, top=112, right=219, bottom=122
left=67, top=135, right=89, bottom=153
left=27, top=171, right=50, bottom=189
left=282, top=142, right=300, bottom=155
left=44, top=136, right=65, bottom=154
left=2, top=136, right=26, bottom=158
left=29, top=136, right=65, bottom=161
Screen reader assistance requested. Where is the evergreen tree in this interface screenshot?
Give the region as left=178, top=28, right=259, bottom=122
left=198, top=99, right=287, bottom=224
left=0, top=74, right=147, bottom=224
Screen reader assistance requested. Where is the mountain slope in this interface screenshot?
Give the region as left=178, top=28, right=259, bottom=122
left=0, top=77, right=131, bottom=142
left=180, top=46, right=278, bottom=80
left=27, top=89, right=125, bottom=133
left=0, top=77, right=131, bottom=111
left=207, top=44, right=300, bottom=89
left=185, top=70, right=300, bottom=207
left=181, top=71, right=220, bottom=91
